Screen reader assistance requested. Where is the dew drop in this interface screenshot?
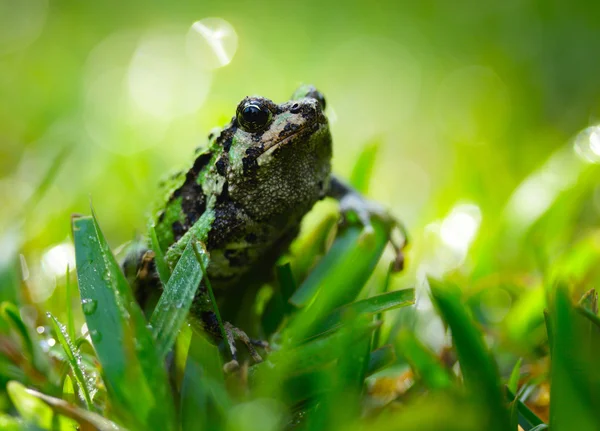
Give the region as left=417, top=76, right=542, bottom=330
left=81, top=298, right=98, bottom=315
left=90, top=329, right=102, bottom=343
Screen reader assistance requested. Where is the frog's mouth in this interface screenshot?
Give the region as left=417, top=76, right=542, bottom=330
left=260, top=119, right=327, bottom=155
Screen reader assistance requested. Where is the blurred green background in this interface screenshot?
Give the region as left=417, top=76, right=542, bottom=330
left=3, top=0, right=600, bottom=351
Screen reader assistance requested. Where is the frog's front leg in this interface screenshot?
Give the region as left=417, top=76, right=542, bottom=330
left=199, top=308, right=268, bottom=372
left=328, top=176, right=408, bottom=271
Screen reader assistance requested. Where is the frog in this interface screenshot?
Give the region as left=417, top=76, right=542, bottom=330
left=125, top=85, right=407, bottom=369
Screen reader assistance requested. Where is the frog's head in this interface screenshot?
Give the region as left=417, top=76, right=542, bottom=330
left=223, top=85, right=332, bottom=222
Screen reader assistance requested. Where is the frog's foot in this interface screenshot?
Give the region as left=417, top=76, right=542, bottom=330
left=222, top=322, right=269, bottom=373
left=338, top=194, right=408, bottom=272
left=137, top=250, right=156, bottom=281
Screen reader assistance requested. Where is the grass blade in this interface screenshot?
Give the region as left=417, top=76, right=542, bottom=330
left=180, top=332, right=229, bottom=431
left=150, top=240, right=207, bottom=359
left=64, top=265, right=77, bottom=345
left=350, top=138, right=380, bottom=194
left=192, top=242, right=232, bottom=362
left=290, top=222, right=388, bottom=309
left=366, top=345, right=396, bottom=377
left=287, top=221, right=390, bottom=343
left=508, top=358, right=522, bottom=394
left=72, top=213, right=175, bottom=430
left=0, top=302, right=50, bottom=377
left=505, top=386, right=545, bottom=430
left=150, top=225, right=171, bottom=286
left=318, top=288, right=414, bottom=333
left=397, top=330, right=453, bottom=390
left=7, top=380, right=78, bottom=430
left=47, top=313, right=94, bottom=410
left=277, top=262, right=297, bottom=313
left=429, top=278, right=511, bottom=431
left=9, top=381, right=124, bottom=430
left=549, top=283, right=599, bottom=430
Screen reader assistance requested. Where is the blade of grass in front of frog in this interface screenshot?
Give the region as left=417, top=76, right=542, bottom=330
left=543, top=308, right=553, bottom=357
left=72, top=213, right=175, bottom=431
left=504, top=386, right=545, bottom=430
left=350, top=138, right=380, bottom=194
left=0, top=355, right=26, bottom=382
left=365, top=344, right=396, bottom=377
left=507, top=358, right=522, bottom=394
left=181, top=332, right=230, bottom=431
left=64, top=265, right=77, bottom=346
left=372, top=262, right=394, bottom=349
left=0, top=302, right=50, bottom=377
left=251, top=317, right=379, bottom=396
left=315, top=288, right=415, bottom=334
left=333, top=332, right=371, bottom=420
left=429, top=278, right=511, bottom=431
left=287, top=221, right=389, bottom=343
left=549, top=283, right=600, bottom=429
left=47, top=313, right=94, bottom=411
left=0, top=413, right=25, bottom=430
left=261, top=262, right=297, bottom=334
left=192, top=241, right=232, bottom=361
left=396, top=330, right=453, bottom=390
left=150, top=240, right=206, bottom=359
left=7, top=380, right=78, bottom=430
left=288, top=202, right=338, bottom=284
left=0, top=244, right=20, bottom=307
left=150, top=224, right=171, bottom=286
left=276, top=262, right=297, bottom=314
left=10, top=381, right=125, bottom=431
left=576, top=304, right=600, bottom=328
left=276, top=365, right=335, bottom=407
left=359, top=392, right=483, bottom=431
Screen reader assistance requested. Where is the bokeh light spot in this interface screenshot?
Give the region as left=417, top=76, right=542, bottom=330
left=573, top=125, right=600, bottom=163
left=186, top=18, right=238, bottom=70
left=440, top=203, right=482, bottom=253
left=83, top=29, right=212, bottom=154
left=41, top=243, right=75, bottom=277
left=128, top=31, right=212, bottom=119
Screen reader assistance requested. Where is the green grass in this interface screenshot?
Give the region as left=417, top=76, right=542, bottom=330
left=2, top=148, right=600, bottom=431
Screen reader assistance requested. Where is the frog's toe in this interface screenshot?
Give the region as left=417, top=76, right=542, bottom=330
left=224, top=322, right=265, bottom=364
left=338, top=194, right=408, bottom=272
left=223, top=359, right=240, bottom=373
left=250, top=338, right=270, bottom=350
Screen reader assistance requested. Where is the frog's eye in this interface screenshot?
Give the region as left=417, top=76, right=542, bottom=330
left=306, top=90, right=326, bottom=110
left=237, top=101, right=272, bottom=133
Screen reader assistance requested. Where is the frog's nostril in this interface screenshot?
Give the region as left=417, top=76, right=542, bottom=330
left=290, top=103, right=301, bottom=113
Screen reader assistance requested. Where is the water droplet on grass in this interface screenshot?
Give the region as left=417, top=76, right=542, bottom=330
left=90, top=329, right=102, bottom=343
left=81, top=298, right=98, bottom=315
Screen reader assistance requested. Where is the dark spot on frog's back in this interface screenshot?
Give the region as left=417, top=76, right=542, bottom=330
left=216, top=124, right=237, bottom=152
left=242, top=156, right=258, bottom=175
left=215, top=157, right=228, bottom=176
left=170, top=151, right=211, bottom=227
left=215, top=181, right=229, bottom=204
left=191, top=152, right=212, bottom=174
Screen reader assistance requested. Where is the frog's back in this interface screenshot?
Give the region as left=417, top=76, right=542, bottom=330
left=152, top=88, right=332, bottom=288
